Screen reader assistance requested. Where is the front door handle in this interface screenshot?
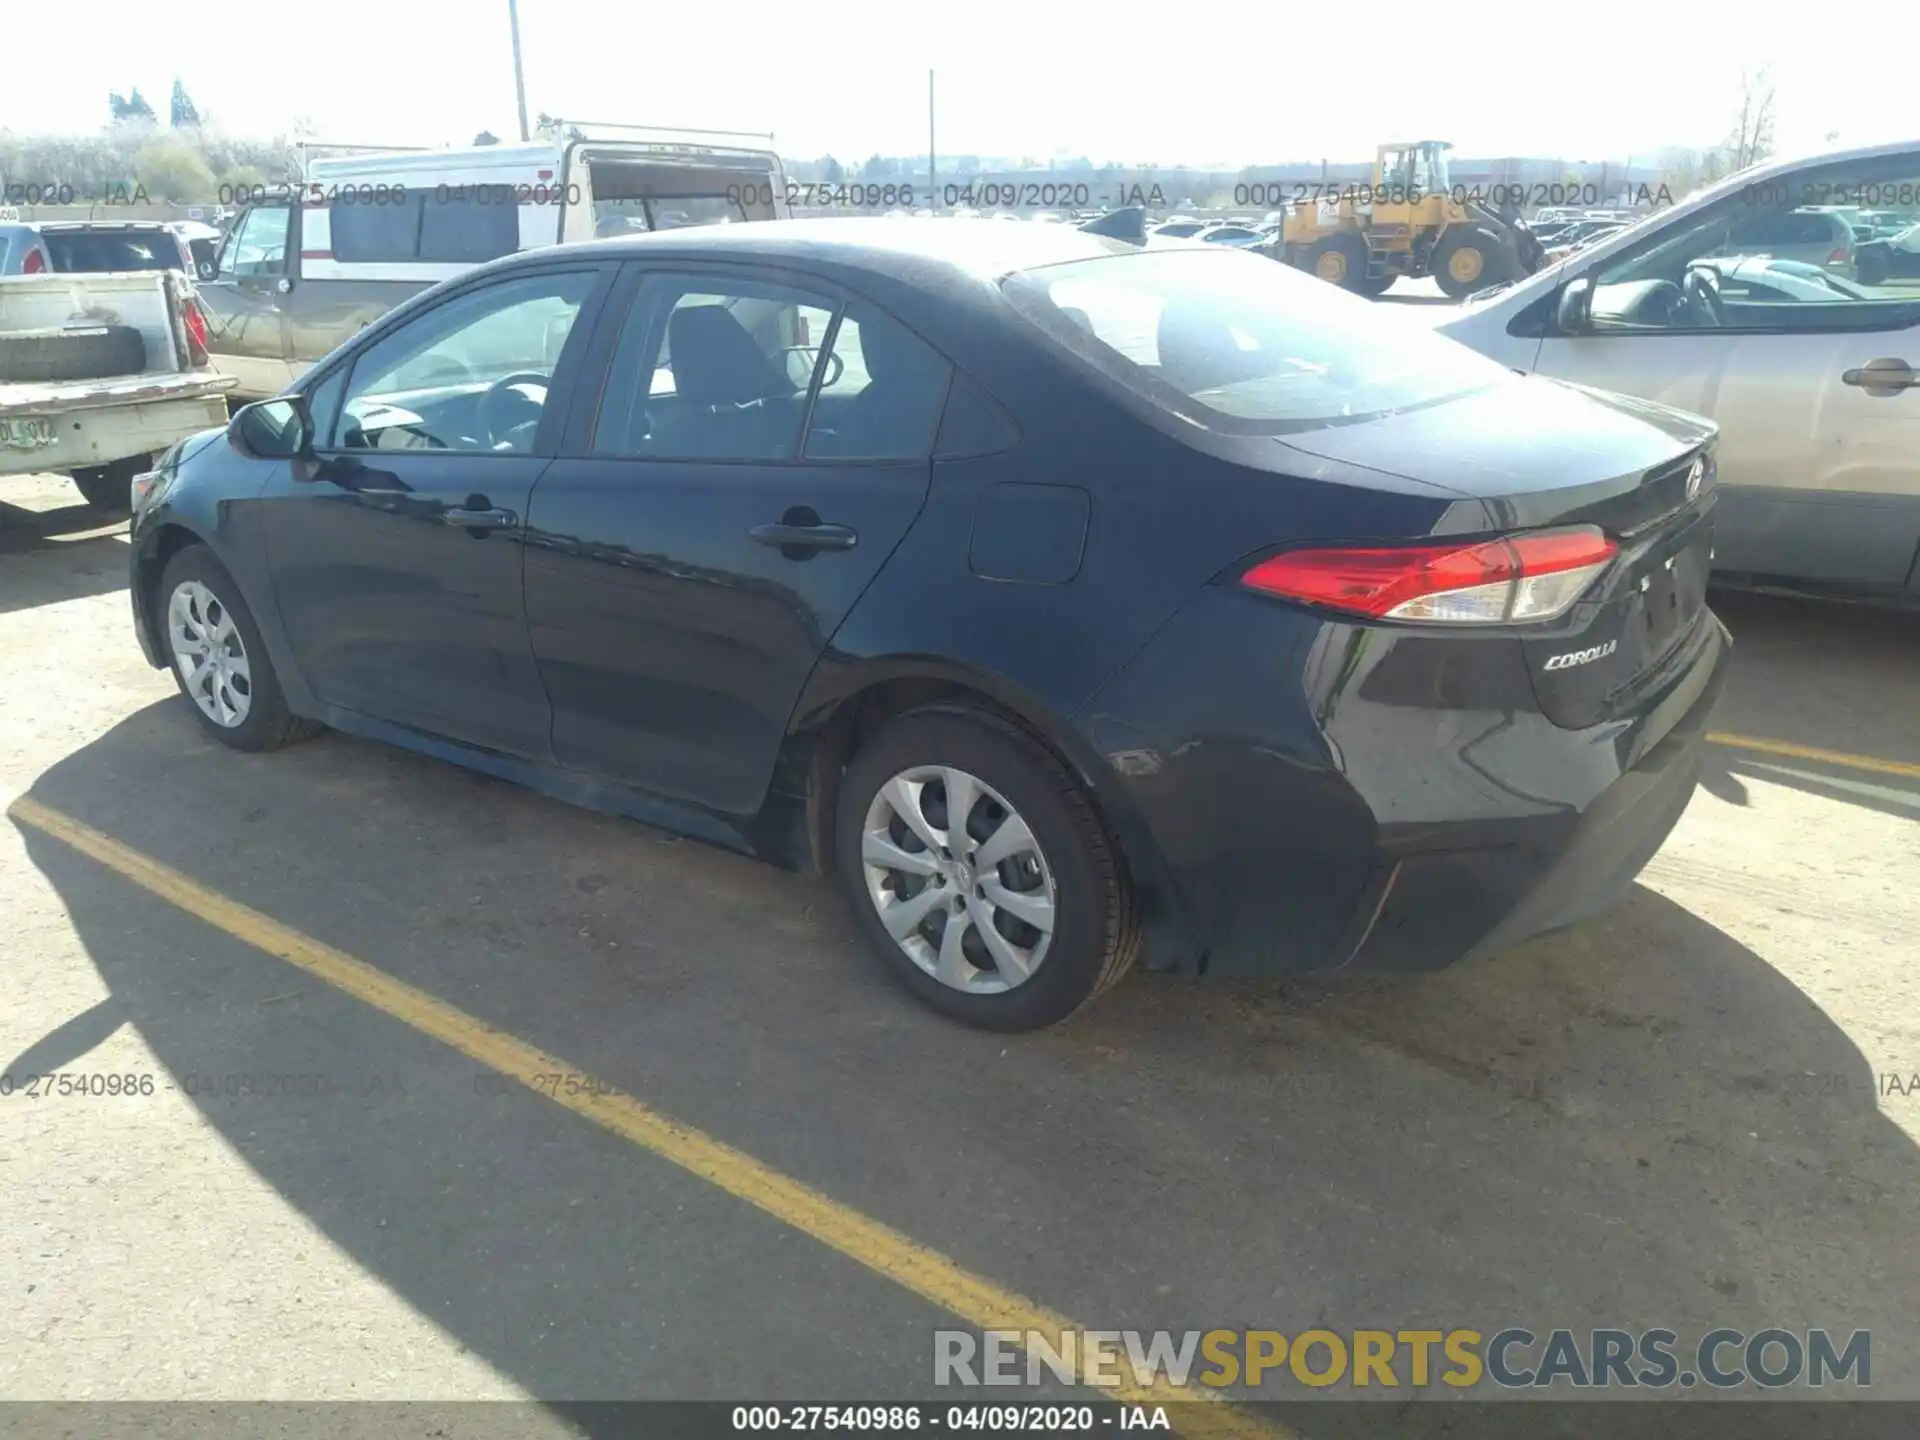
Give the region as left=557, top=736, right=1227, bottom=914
left=1842, top=359, right=1918, bottom=391
left=750, top=521, right=858, bottom=553
left=443, top=506, right=517, bottom=530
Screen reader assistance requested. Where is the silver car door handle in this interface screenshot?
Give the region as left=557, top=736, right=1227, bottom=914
left=1842, top=361, right=1918, bottom=390
left=443, top=506, right=517, bottom=530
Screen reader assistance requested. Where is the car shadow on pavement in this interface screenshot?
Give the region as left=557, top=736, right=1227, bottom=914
left=0, top=521, right=130, bottom=615
left=10, top=703, right=1920, bottom=1421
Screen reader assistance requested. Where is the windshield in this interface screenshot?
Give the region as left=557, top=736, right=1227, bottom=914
left=1001, top=248, right=1513, bottom=433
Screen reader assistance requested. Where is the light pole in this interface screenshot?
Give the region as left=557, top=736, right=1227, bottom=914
left=928, top=70, right=937, bottom=213
left=508, top=0, right=531, bottom=142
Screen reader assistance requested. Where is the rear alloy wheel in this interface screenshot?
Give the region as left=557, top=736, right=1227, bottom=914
left=835, top=708, right=1140, bottom=1030
left=159, top=546, right=322, bottom=752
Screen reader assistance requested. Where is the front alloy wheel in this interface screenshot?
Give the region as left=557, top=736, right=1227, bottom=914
left=862, top=765, right=1058, bottom=994
left=156, top=545, right=322, bottom=752
left=168, top=580, right=252, bottom=727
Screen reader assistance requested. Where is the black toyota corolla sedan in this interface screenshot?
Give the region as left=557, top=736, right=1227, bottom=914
left=129, top=220, right=1730, bottom=1031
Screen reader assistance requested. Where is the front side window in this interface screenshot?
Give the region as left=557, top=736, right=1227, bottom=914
left=1579, top=150, right=1920, bottom=332
left=219, top=206, right=290, bottom=278
left=331, top=269, right=595, bottom=453
left=1004, top=248, right=1513, bottom=432
left=591, top=276, right=834, bottom=460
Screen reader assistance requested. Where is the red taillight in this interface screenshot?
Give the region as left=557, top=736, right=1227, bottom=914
left=1828, top=247, right=1849, bottom=263
left=23, top=247, right=46, bottom=274
left=182, top=298, right=210, bottom=366
left=1240, top=526, right=1619, bottom=625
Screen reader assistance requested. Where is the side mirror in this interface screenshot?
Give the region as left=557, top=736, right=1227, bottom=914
left=1555, top=276, right=1594, bottom=334
left=228, top=396, right=313, bottom=460
left=197, top=260, right=217, bottom=281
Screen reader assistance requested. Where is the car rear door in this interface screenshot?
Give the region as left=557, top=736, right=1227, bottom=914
left=523, top=264, right=951, bottom=815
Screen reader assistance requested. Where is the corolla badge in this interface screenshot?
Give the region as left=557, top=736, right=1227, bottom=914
left=1686, top=457, right=1704, bottom=502
left=1544, top=640, right=1618, bottom=671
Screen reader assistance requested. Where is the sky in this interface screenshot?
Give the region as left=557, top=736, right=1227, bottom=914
left=4, top=1, right=1908, bottom=167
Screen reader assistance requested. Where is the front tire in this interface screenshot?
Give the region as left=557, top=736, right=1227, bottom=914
left=834, top=707, right=1141, bottom=1031
left=158, top=546, right=322, bottom=752
left=1432, top=225, right=1515, bottom=298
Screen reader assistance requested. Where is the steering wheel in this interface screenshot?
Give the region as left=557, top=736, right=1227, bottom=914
left=1681, top=266, right=1727, bottom=328
left=479, top=371, right=552, bottom=451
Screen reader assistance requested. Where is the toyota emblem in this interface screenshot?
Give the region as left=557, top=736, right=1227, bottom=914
left=1686, top=458, right=1704, bottom=502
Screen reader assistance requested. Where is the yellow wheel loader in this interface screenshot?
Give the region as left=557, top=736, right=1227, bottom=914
left=1276, top=141, right=1547, bottom=298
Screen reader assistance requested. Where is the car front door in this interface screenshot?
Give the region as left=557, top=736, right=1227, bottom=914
left=199, top=204, right=298, bottom=400
left=1531, top=148, right=1920, bottom=589
left=524, top=266, right=953, bottom=815
left=261, top=264, right=611, bottom=756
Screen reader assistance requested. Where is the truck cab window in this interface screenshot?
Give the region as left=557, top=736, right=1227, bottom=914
left=220, top=208, right=291, bottom=279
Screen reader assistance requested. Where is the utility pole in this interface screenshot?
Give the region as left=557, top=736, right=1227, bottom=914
left=928, top=70, right=937, bottom=212
left=508, top=0, right=531, bottom=142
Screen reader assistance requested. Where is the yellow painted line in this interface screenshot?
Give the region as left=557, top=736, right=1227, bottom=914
left=8, top=794, right=1282, bottom=1439
left=1707, top=732, right=1920, bottom=782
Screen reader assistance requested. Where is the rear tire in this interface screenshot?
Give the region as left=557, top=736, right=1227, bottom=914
left=1353, top=271, right=1395, bottom=298
left=1305, top=233, right=1372, bottom=292
left=834, top=707, right=1141, bottom=1031
left=158, top=546, right=322, bottom=752
left=69, top=454, right=150, bottom=513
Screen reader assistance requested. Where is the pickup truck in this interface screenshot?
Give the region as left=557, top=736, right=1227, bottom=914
left=1, top=269, right=237, bottom=510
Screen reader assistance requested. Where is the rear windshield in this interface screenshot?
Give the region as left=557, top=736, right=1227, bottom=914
left=45, top=230, right=184, bottom=273
left=1001, top=248, right=1512, bottom=434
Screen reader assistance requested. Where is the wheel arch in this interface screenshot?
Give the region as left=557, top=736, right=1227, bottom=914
left=131, top=519, right=215, bottom=669
left=772, top=656, right=1195, bottom=971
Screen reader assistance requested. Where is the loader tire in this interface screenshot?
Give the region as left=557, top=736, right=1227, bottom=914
left=1433, top=226, right=1515, bottom=298
left=0, top=325, right=147, bottom=384
left=1305, top=233, right=1372, bottom=292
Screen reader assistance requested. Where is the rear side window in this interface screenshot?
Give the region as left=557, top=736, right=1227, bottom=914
left=803, top=306, right=952, bottom=460
left=44, top=230, right=183, bottom=273
left=591, top=276, right=834, bottom=460
left=419, top=195, right=521, bottom=262
left=1004, top=248, right=1511, bottom=433
left=329, top=191, right=520, bottom=264
left=330, top=197, right=420, bottom=263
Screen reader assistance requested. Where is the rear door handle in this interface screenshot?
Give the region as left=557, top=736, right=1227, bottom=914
left=750, top=521, right=858, bottom=552
left=443, top=506, right=517, bottom=530
left=1842, top=360, right=1918, bottom=391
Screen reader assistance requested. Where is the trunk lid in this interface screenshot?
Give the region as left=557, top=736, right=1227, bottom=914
left=1276, top=376, right=1718, bottom=727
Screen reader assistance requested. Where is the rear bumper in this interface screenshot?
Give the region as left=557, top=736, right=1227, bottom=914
left=1075, top=587, right=1732, bottom=978
left=0, top=389, right=231, bottom=478
left=1346, top=613, right=1727, bottom=970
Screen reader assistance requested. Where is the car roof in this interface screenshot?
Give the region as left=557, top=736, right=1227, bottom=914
left=520, top=216, right=1157, bottom=282
left=34, top=220, right=178, bottom=233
